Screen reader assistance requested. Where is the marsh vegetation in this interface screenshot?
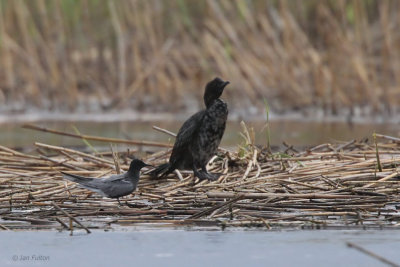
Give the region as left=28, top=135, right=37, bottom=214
left=0, top=0, right=400, bottom=117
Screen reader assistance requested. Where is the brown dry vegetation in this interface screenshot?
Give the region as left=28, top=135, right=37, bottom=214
left=0, top=0, right=400, bottom=115
left=1, top=134, right=400, bottom=230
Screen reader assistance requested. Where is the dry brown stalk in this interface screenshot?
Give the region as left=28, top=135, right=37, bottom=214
left=206, top=192, right=374, bottom=200
left=188, top=195, right=244, bottom=219
left=347, top=242, right=400, bottom=267
left=24, top=124, right=172, bottom=148
left=152, top=126, right=177, bottom=137
left=51, top=201, right=91, bottom=234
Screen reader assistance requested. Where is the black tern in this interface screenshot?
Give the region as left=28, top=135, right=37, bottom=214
left=151, top=77, right=229, bottom=181
left=61, top=159, right=150, bottom=204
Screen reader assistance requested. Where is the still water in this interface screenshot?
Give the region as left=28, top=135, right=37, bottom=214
left=1, top=229, right=399, bottom=267
left=1, top=119, right=399, bottom=149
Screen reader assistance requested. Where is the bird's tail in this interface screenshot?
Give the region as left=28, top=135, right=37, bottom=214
left=149, top=163, right=171, bottom=179
left=61, top=172, right=105, bottom=196
left=61, top=172, right=96, bottom=187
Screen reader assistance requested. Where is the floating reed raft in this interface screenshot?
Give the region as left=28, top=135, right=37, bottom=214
left=1, top=133, right=400, bottom=232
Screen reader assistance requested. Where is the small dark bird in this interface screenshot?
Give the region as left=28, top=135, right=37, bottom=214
left=61, top=159, right=150, bottom=204
left=151, top=77, right=229, bottom=180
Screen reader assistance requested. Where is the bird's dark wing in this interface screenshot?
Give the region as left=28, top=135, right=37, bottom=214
left=99, top=180, right=134, bottom=198
left=169, top=110, right=205, bottom=166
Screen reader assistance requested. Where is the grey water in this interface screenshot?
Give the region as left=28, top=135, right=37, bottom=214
left=0, top=229, right=399, bottom=267
left=1, top=119, right=399, bottom=149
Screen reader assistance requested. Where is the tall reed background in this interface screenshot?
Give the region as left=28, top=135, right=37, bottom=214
left=0, top=0, right=399, bottom=116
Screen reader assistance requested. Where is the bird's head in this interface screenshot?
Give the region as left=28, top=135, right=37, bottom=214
left=128, top=159, right=151, bottom=173
left=204, top=77, right=229, bottom=108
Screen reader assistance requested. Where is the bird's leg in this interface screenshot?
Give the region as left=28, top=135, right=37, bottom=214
left=192, top=164, right=209, bottom=180
left=117, top=198, right=122, bottom=206
left=193, top=165, right=219, bottom=181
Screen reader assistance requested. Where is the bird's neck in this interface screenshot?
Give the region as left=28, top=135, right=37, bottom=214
left=204, top=88, right=217, bottom=108
left=127, top=169, right=141, bottom=182
left=205, top=97, right=218, bottom=109
left=205, top=98, right=224, bottom=109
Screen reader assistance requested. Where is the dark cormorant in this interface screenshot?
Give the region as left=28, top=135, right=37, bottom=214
left=151, top=77, right=229, bottom=180
left=61, top=159, right=150, bottom=204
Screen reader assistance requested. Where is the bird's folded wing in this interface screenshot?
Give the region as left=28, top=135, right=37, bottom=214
left=105, top=173, right=129, bottom=182
left=170, top=110, right=205, bottom=161
left=102, top=181, right=134, bottom=198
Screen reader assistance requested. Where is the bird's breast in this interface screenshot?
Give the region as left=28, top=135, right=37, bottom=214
left=207, top=100, right=228, bottom=120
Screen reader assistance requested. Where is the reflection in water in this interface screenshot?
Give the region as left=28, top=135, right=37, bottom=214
left=0, top=120, right=399, bottom=150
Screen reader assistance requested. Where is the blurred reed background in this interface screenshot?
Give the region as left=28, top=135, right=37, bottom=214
left=0, top=0, right=399, bottom=117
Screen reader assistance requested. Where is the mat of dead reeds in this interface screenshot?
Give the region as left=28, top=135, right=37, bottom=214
left=1, top=130, right=400, bottom=232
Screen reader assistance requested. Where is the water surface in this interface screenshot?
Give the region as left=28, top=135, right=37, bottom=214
left=1, top=229, right=399, bottom=267
left=1, top=120, right=398, bottom=150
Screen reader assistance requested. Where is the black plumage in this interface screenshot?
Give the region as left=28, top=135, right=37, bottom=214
left=151, top=77, right=229, bottom=180
left=61, top=159, right=150, bottom=204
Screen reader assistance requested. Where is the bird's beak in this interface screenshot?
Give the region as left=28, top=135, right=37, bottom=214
left=222, top=81, right=230, bottom=88
left=145, top=164, right=153, bottom=167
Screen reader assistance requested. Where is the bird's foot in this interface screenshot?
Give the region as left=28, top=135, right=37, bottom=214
left=193, top=168, right=208, bottom=180
left=126, top=202, right=136, bottom=208
left=202, top=172, right=221, bottom=181
left=208, top=172, right=222, bottom=181
left=195, top=170, right=220, bottom=181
